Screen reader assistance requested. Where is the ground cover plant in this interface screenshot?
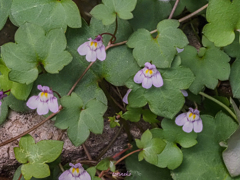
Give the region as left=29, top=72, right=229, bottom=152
left=1, top=0, right=240, bottom=179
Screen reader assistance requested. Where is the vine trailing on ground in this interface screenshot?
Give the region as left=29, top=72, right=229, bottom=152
left=1, top=0, right=240, bottom=180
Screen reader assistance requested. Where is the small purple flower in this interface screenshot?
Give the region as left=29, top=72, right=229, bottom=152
left=123, top=89, right=132, bottom=104
left=0, top=90, right=8, bottom=106
left=175, top=108, right=203, bottom=133
left=77, top=35, right=106, bottom=62
left=26, top=85, right=59, bottom=115
left=59, top=163, right=91, bottom=180
left=134, top=62, right=163, bottom=89
left=181, top=90, right=188, bottom=97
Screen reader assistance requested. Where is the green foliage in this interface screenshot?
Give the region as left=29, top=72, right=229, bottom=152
left=96, top=157, right=116, bottom=172
left=172, top=0, right=208, bottom=16
left=14, top=134, right=63, bottom=180
left=125, top=144, right=172, bottom=180
left=1, top=23, right=72, bottom=84
left=0, top=0, right=12, bottom=30
left=87, top=167, right=102, bottom=180
left=129, top=0, right=171, bottom=31
left=151, top=119, right=197, bottom=170
left=90, top=0, right=137, bottom=25
left=123, top=106, right=158, bottom=123
left=172, top=112, right=239, bottom=180
left=11, top=0, right=81, bottom=31
left=0, top=60, right=32, bottom=100
left=135, top=129, right=166, bottom=165
left=230, top=60, right=240, bottom=98
left=126, top=66, right=194, bottom=119
left=179, top=36, right=230, bottom=94
left=203, top=0, right=240, bottom=47
left=55, top=93, right=107, bottom=146
left=127, top=19, right=188, bottom=68
left=224, top=33, right=240, bottom=58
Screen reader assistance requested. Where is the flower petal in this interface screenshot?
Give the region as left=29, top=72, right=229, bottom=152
left=175, top=113, right=187, bottom=126
left=152, top=72, right=163, bottom=87
left=193, top=119, right=203, bottom=133
left=96, top=46, right=106, bottom=61
left=142, top=77, right=153, bottom=89
left=134, top=70, right=144, bottom=83
left=26, top=96, right=40, bottom=109
left=48, top=97, right=59, bottom=113
left=59, top=170, right=75, bottom=180
left=79, top=171, right=91, bottom=180
left=144, top=62, right=153, bottom=69
left=0, top=101, right=2, bottom=106
left=123, top=89, right=132, bottom=104
left=37, top=102, right=49, bottom=115
left=86, top=49, right=97, bottom=62
left=177, top=48, right=184, bottom=53
left=77, top=42, right=88, bottom=56
left=182, top=121, right=193, bottom=133
left=181, top=90, right=188, bottom=97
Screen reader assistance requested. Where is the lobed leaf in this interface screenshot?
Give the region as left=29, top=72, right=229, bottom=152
left=90, top=0, right=137, bottom=25
left=179, top=36, right=230, bottom=94
left=11, top=0, right=81, bottom=31
left=127, top=19, right=189, bottom=68
left=0, top=0, right=12, bottom=30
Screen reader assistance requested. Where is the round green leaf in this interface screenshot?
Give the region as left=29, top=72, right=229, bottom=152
left=203, top=0, right=240, bottom=47
left=0, top=0, right=12, bottom=30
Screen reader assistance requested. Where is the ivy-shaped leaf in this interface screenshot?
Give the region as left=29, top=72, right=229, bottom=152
left=123, top=106, right=158, bottom=123
left=66, top=18, right=139, bottom=86
left=151, top=119, right=197, bottom=170
left=203, top=0, right=240, bottom=47
left=230, top=60, right=240, bottom=98
left=126, top=152, right=172, bottom=180
left=90, top=0, right=137, bottom=25
left=11, top=0, right=81, bottom=31
left=127, top=19, right=189, bottom=68
left=172, top=112, right=239, bottom=180
left=126, top=66, right=194, bottom=119
left=128, top=0, right=171, bottom=31
left=179, top=36, right=230, bottom=94
left=0, top=0, right=12, bottom=30
left=55, top=93, right=107, bottom=146
left=0, top=60, right=32, bottom=100
left=135, top=129, right=166, bottom=166
left=1, top=23, right=72, bottom=84
left=14, top=134, right=63, bottom=180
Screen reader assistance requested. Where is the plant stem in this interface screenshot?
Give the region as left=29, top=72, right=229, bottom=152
left=178, top=4, right=208, bottom=23
left=112, top=143, right=132, bottom=159
left=96, top=124, right=124, bottom=160
left=18, top=174, right=22, bottom=180
left=168, top=0, right=180, bottom=19
left=59, top=163, right=64, bottom=172
left=98, top=149, right=142, bottom=178
left=199, top=92, right=237, bottom=121
left=110, top=17, right=118, bottom=43
left=82, top=143, right=92, bottom=160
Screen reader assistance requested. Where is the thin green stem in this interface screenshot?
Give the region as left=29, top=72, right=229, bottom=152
left=199, top=92, right=237, bottom=121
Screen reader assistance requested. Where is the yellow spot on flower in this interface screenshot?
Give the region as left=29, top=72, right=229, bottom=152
left=72, top=168, right=75, bottom=173
left=145, top=69, right=149, bottom=74
left=193, top=114, right=196, bottom=119
left=94, top=42, right=97, bottom=47
left=76, top=168, right=79, bottom=173
left=149, top=70, right=153, bottom=75
left=90, top=41, right=98, bottom=48
left=189, top=113, right=193, bottom=118
left=40, top=92, right=48, bottom=97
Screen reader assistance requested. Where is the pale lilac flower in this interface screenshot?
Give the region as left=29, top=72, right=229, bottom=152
left=123, top=89, right=132, bottom=104
left=177, top=48, right=184, bottom=53
left=59, top=163, right=91, bottom=180
left=134, top=62, right=163, bottom=89
left=0, top=90, right=8, bottom=106
left=181, top=90, right=188, bottom=97
left=77, top=35, right=106, bottom=62
left=175, top=108, right=203, bottom=133
left=26, top=85, right=59, bottom=115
